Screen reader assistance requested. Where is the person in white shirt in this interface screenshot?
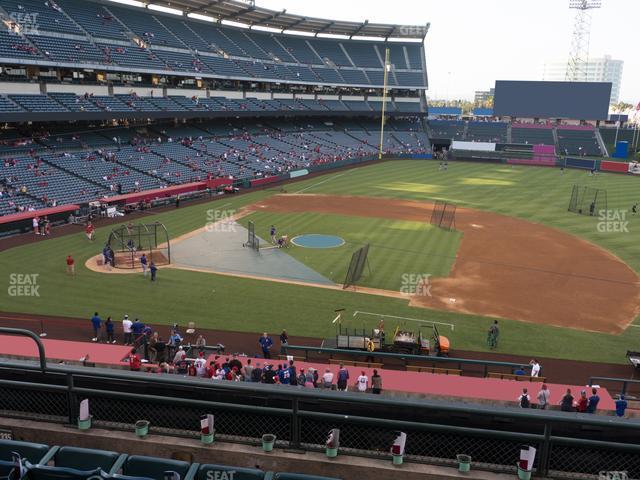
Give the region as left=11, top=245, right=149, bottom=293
left=122, top=315, right=132, bottom=345
left=322, top=369, right=334, bottom=389
left=194, top=352, right=207, bottom=377
left=530, top=359, right=541, bottom=377
left=356, top=371, right=368, bottom=392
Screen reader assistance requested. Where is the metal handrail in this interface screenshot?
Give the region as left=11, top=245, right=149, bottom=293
left=588, top=376, right=640, bottom=396
left=284, top=344, right=530, bottom=370
left=0, top=327, right=46, bottom=371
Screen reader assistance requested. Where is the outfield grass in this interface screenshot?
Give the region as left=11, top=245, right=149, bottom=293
left=238, top=211, right=461, bottom=290
left=1, top=160, right=639, bottom=364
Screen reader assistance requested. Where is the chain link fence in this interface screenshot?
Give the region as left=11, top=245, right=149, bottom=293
left=0, top=370, right=639, bottom=479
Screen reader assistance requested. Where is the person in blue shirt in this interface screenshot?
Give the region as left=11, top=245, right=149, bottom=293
left=259, top=332, right=273, bottom=359
left=90, top=312, right=101, bottom=342
left=586, top=387, right=600, bottom=414
left=149, top=261, right=157, bottom=281
left=615, top=395, right=628, bottom=417
left=278, top=364, right=291, bottom=385
left=131, top=318, right=145, bottom=346
left=105, top=316, right=115, bottom=344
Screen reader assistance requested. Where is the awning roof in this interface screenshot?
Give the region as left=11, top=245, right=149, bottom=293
left=144, top=0, right=429, bottom=39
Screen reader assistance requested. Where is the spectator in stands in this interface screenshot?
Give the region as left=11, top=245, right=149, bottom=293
left=129, top=348, right=141, bottom=372
left=243, top=358, right=254, bottom=381
left=148, top=332, right=159, bottom=363
left=122, top=314, right=133, bottom=345
left=337, top=363, right=350, bottom=392
left=518, top=388, right=531, bottom=408
left=577, top=390, right=588, bottom=413
left=66, top=254, right=75, bottom=275
left=259, top=332, right=273, bottom=359
left=615, top=395, right=628, bottom=418
left=262, top=364, right=277, bottom=384
left=586, top=388, right=600, bottom=414
left=356, top=371, right=369, bottom=393
left=371, top=369, right=382, bottom=394
left=105, top=316, right=115, bottom=344
left=194, top=352, right=207, bottom=377
left=172, top=346, right=185, bottom=364
left=559, top=389, right=575, bottom=412
left=131, top=317, right=145, bottom=343
left=530, top=359, right=541, bottom=377
left=537, top=384, right=551, bottom=410
left=251, top=362, right=263, bottom=382
left=90, top=312, right=101, bottom=342
left=322, top=368, right=334, bottom=389
left=154, top=337, right=167, bottom=364
left=288, top=360, right=298, bottom=386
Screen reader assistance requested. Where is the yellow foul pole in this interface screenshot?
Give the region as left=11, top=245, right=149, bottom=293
left=378, top=47, right=390, bottom=161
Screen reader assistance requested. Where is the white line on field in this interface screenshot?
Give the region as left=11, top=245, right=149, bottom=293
left=294, top=171, right=351, bottom=194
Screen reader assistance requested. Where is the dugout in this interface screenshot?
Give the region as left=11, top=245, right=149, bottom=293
left=107, top=222, right=170, bottom=269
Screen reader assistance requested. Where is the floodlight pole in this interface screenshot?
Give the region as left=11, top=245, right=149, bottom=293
left=378, top=47, right=391, bottom=161
left=565, top=0, right=602, bottom=82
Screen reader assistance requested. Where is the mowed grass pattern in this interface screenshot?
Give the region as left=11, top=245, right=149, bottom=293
left=1, top=160, right=640, bottom=363
left=290, top=162, right=640, bottom=273
left=239, top=211, right=461, bottom=290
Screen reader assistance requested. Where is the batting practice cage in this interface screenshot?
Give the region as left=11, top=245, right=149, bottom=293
left=106, top=222, right=170, bottom=269
left=243, top=220, right=260, bottom=252
left=430, top=200, right=457, bottom=230
left=343, top=244, right=371, bottom=289
left=568, top=185, right=608, bottom=216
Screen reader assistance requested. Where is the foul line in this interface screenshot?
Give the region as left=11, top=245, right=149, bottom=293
left=294, top=171, right=351, bottom=194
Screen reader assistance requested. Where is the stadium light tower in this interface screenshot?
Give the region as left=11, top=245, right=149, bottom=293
left=565, top=0, right=602, bottom=81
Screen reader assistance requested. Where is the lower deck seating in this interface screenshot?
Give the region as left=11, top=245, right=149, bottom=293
left=0, top=439, right=340, bottom=480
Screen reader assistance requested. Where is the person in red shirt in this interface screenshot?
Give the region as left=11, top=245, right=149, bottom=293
left=66, top=255, right=75, bottom=275
left=85, top=222, right=95, bottom=241
left=205, top=361, right=216, bottom=378
left=129, top=348, right=141, bottom=371
left=187, top=362, right=197, bottom=377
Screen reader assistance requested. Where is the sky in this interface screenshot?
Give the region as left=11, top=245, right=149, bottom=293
left=257, top=0, right=640, bottom=103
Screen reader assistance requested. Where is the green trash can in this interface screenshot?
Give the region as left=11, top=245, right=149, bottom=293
left=457, top=454, right=471, bottom=472
left=201, top=432, right=214, bottom=444
left=326, top=447, right=338, bottom=458
left=135, top=420, right=150, bottom=438
left=262, top=434, right=276, bottom=452
left=392, top=454, right=403, bottom=465
left=77, top=416, right=92, bottom=430
left=517, top=466, right=532, bottom=480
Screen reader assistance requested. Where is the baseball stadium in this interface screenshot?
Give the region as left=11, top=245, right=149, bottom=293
left=0, top=0, right=639, bottom=479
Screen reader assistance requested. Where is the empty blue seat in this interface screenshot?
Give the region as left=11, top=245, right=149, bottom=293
left=196, top=464, right=267, bottom=480
left=117, top=455, right=192, bottom=480
left=53, top=446, right=124, bottom=472
left=0, top=439, right=50, bottom=463
left=273, top=474, right=341, bottom=480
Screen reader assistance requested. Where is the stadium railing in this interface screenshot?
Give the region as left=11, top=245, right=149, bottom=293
left=0, top=329, right=639, bottom=478
left=282, top=344, right=529, bottom=377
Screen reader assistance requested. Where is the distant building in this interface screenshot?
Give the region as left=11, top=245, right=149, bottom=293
left=541, top=55, right=623, bottom=104
left=474, top=88, right=494, bottom=106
